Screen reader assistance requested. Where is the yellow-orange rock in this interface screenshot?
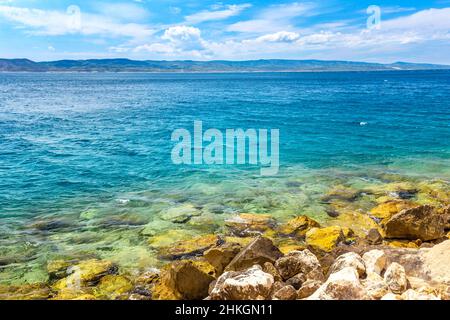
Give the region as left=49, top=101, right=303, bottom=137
left=277, top=215, right=320, bottom=238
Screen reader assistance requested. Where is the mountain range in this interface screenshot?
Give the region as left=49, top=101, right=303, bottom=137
left=0, top=58, right=449, bottom=72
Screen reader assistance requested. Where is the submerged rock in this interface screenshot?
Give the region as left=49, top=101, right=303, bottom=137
left=209, top=265, right=274, bottom=300
left=277, top=216, right=320, bottom=238
left=52, top=259, right=118, bottom=290
left=305, top=226, right=345, bottom=252
left=47, top=260, right=74, bottom=280
left=95, top=275, right=133, bottom=299
left=147, top=229, right=198, bottom=249
left=321, top=185, right=361, bottom=203
left=160, top=204, right=201, bottom=224
left=383, top=205, right=445, bottom=241
left=158, top=234, right=222, bottom=260
left=0, top=284, right=51, bottom=300
left=225, top=237, right=283, bottom=272
left=225, top=213, right=276, bottom=236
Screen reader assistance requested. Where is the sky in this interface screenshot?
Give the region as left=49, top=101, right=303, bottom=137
left=0, top=0, right=449, bottom=63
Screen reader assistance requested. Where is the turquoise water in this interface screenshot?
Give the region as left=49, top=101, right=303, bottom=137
left=0, top=71, right=449, bottom=285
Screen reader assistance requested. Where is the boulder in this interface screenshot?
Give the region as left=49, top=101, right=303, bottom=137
left=420, top=240, right=450, bottom=284
left=297, top=280, right=323, bottom=299
left=328, top=252, right=366, bottom=278
left=305, top=226, right=345, bottom=252
left=209, top=265, right=274, bottom=300
left=383, top=205, right=445, bottom=241
left=362, top=272, right=389, bottom=300
left=400, top=289, right=440, bottom=300
left=380, top=292, right=402, bottom=300
left=262, top=262, right=283, bottom=282
left=384, top=262, right=408, bottom=294
left=272, top=285, right=298, bottom=300
left=204, top=242, right=242, bottom=275
left=277, top=216, right=320, bottom=238
left=275, top=249, right=323, bottom=281
left=225, top=237, right=283, bottom=272
left=370, top=200, right=415, bottom=220
left=286, top=273, right=307, bottom=290
left=165, top=260, right=215, bottom=300
left=442, top=205, right=450, bottom=229
left=307, top=267, right=368, bottom=300
left=366, top=228, right=383, bottom=245
left=362, top=250, right=387, bottom=275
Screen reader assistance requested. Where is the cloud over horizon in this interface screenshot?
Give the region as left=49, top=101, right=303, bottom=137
left=0, top=1, right=449, bottom=64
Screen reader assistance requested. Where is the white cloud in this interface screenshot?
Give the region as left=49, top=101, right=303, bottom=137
left=255, top=31, right=300, bottom=43
left=228, top=2, right=315, bottom=33
left=185, top=4, right=251, bottom=24
left=162, top=25, right=202, bottom=42
left=0, top=5, right=155, bottom=39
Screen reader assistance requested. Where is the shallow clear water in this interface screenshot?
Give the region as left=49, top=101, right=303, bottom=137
left=0, top=71, right=449, bottom=285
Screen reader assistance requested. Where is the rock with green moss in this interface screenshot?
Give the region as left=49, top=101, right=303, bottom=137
left=94, top=275, right=133, bottom=299
left=52, top=259, right=118, bottom=291
left=160, top=204, right=201, bottom=223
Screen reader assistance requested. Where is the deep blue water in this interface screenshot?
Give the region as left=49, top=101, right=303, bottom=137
left=1, top=71, right=449, bottom=215
left=0, top=71, right=449, bottom=284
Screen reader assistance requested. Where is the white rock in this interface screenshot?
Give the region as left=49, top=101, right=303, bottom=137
left=384, top=262, right=408, bottom=294
left=420, top=240, right=450, bottom=285
left=401, top=289, right=440, bottom=300
left=380, top=292, right=402, bottom=300
left=329, top=252, right=366, bottom=278
left=362, top=249, right=387, bottom=275
left=209, top=265, right=274, bottom=300
left=308, top=267, right=368, bottom=300
left=362, top=272, right=389, bottom=300
left=275, top=249, right=322, bottom=281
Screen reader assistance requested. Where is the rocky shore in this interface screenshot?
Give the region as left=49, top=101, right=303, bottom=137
left=1, top=193, right=449, bottom=300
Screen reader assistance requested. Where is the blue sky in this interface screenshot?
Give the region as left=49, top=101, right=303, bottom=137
left=0, top=0, right=449, bottom=63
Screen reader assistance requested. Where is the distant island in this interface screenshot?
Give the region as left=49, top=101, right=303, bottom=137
left=1, top=58, right=449, bottom=72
